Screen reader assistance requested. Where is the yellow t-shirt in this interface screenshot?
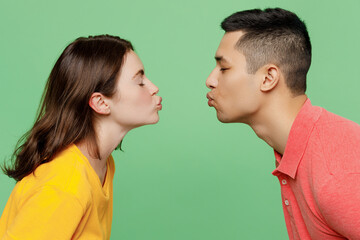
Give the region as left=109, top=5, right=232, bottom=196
left=0, top=144, right=115, bottom=240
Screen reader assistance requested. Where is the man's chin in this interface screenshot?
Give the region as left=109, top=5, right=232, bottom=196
left=216, top=112, right=233, bottom=123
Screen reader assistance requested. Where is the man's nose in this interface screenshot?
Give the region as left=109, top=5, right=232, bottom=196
left=206, top=69, right=218, bottom=89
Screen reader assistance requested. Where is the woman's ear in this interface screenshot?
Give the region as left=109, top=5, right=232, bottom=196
left=260, top=64, right=280, bottom=92
left=89, top=92, right=110, bottom=115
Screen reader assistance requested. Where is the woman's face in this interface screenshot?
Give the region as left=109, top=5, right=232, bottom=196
left=107, top=51, right=162, bottom=129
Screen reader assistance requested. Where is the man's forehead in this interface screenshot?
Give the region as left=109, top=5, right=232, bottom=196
left=220, top=31, right=245, bottom=46
left=216, top=31, right=244, bottom=57
left=215, top=31, right=248, bottom=65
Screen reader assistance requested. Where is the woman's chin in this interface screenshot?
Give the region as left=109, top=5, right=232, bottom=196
left=132, top=115, right=160, bottom=128
left=148, top=115, right=160, bottom=125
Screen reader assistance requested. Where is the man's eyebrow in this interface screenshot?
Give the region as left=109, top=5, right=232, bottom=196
left=215, top=56, right=228, bottom=63
left=132, top=69, right=144, bottom=79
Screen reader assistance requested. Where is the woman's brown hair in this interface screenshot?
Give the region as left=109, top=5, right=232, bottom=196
left=3, top=35, right=133, bottom=181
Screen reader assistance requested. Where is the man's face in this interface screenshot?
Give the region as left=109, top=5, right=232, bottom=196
left=206, top=31, right=262, bottom=124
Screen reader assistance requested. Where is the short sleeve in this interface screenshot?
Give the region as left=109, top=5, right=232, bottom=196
left=316, top=118, right=360, bottom=238
left=318, top=173, right=360, bottom=239
left=2, top=186, right=85, bottom=240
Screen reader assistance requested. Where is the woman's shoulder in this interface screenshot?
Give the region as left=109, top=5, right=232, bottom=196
left=15, top=144, right=93, bottom=204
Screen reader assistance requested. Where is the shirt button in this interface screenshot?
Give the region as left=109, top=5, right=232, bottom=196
left=282, top=179, right=287, bottom=185
left=284, top=200, right=290, bottom=206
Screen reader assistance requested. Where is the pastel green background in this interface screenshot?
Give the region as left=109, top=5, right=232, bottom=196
left=1, top=0, right=359, bottom=239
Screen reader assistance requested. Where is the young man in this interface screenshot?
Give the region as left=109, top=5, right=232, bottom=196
left=206, top=8, right=360, bottom=240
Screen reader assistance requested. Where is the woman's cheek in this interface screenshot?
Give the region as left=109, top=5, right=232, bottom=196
left=137, top=89, right=152, bottom=106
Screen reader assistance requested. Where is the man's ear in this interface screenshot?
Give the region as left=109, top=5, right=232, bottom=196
left=260, top=64, right=280, bottom=92
left=89, top=92, right=110, bottom=115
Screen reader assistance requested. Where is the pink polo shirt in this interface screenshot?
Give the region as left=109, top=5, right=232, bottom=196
left=272, top=99, right=360, bottom=240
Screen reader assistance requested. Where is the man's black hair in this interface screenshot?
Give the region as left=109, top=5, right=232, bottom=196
left=221, top=8, right=311, bottom=95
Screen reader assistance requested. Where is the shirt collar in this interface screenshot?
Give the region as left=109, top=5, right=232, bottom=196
left=272, top=99, right=322, bottom=179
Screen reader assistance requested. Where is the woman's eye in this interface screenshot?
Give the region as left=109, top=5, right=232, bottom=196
left=220, top=68, right=229, bottom=72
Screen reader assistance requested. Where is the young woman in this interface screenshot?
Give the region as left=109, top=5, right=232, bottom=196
left=0, top=35, right=162, bottom=239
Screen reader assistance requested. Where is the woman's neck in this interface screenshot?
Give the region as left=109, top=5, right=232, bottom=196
left=77, top=120, right=129, bottom=185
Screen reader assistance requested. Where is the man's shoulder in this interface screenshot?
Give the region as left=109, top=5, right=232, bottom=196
left=316, top=107, right=359, bottom=127
left=314, top=107, right=360, bottom=139
left=312, top=107, right=360, bottom=175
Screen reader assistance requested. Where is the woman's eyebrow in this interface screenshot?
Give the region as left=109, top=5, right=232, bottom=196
left=132, top=69, right=145, bottom=79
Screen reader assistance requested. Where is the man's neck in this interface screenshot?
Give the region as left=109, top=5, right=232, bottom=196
left=249, top=94, right=308, bottom=155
